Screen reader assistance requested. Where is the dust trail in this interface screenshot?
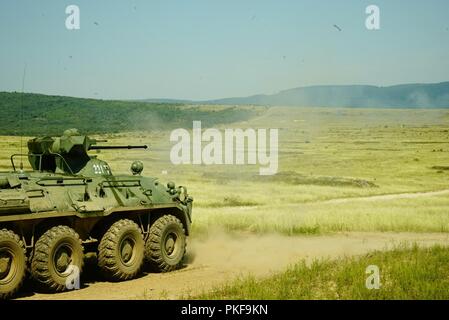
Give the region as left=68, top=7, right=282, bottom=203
left=187, top=230, right=449, bottom=277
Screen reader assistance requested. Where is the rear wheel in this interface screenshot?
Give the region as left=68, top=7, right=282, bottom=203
left=145, top=215, right=186, bottom=272
left=0, top=229, right=27, bottom=299
left=98, top=219, right=144, bottom=281
left=31, top=226, right=84, bottom=292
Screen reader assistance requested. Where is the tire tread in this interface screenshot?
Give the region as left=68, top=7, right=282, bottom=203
left=0, top=229, right=26, bottom=299
left=145, top=215, right=186, bottom=272
left=30, top=225, right=83, bottom=292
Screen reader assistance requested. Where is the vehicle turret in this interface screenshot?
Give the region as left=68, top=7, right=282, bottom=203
left=23, top=129, right=147, bottom=175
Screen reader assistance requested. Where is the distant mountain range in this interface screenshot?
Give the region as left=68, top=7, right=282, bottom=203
left=142, top=82, right=449, bottom=108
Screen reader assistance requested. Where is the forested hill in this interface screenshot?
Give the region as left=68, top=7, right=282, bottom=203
left=0, top=92, right=257, bottom=136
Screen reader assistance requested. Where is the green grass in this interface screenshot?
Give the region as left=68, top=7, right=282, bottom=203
left=207, top=196, right=260, bottom=208
left=191, top=194, right=449, bottom=236
left=195, top=244, right=449, bottom=299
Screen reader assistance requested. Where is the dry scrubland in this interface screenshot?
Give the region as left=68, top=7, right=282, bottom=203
left=3, top=106, right=449, bottom=299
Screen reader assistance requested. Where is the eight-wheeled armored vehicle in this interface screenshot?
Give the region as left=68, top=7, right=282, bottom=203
left=0, top=129, right=193, bottom=299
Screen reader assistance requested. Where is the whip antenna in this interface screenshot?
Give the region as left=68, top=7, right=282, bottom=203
left=20, top=63, right=27, bottom=171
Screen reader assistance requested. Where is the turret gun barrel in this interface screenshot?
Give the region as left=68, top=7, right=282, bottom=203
left=89, top=145, right=148, bottom=150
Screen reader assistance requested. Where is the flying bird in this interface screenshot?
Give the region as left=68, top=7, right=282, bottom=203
left=333, top=24, right=342, bottom=32
left=94, top=22, right=99, bottom=26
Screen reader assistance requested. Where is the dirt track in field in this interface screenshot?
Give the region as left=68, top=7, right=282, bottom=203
left=322, top=189, right=449, bottom=204
left=17, top=231, right=449, bottom=300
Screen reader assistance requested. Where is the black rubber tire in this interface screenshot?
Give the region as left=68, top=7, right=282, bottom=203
left=145, top=215, right=186, bottom=272
left=98, top=219, right=144, bottom=281
left=0, top=229, right=27, bottom=299
left=31, top=226, right=84, bottom=292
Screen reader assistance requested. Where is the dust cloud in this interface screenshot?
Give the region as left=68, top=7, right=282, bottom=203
left=186, top=229, right=449, bottom=277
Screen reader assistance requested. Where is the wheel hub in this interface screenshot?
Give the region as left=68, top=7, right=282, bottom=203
left=120, top=239, right=134, bottom=263
left=165, top=235, right=176, bottom=256
left=0, top=255, right=12, bottom=279
left=54, top=247, right=71, bottom=274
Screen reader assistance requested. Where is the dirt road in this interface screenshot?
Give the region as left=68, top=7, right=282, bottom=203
left=17, top=231, right=449, bottom=300
left=323, top=189, right=449, bottom=204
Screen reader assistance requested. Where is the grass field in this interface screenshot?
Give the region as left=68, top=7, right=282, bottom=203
left=195, top=244, right=449, bottom=300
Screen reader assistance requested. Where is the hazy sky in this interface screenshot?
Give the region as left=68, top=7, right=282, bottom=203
left=0, top=0, right=448, bottom=100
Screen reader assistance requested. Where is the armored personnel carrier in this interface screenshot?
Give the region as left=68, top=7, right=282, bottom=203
left=0, top=129, right=193, bottom=299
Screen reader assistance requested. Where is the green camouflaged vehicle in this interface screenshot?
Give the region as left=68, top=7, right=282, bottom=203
left=0, top=129, right=193, bottom=299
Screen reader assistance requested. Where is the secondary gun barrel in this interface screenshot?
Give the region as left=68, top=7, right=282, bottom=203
left=89, top=145, right=148, bottom=150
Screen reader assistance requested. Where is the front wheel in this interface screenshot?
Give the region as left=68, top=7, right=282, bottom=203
left=0, top=229, right=27, bottom=299
left=145, top=215, right=186, bottom=272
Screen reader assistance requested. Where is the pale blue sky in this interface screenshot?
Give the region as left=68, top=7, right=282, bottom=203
left=0, top=0, right=448, bottom=100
